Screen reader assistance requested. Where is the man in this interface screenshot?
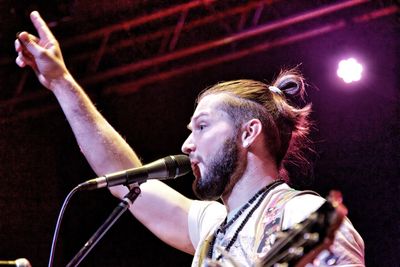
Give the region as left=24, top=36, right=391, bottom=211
left=15, top=11, right=364, bottom=266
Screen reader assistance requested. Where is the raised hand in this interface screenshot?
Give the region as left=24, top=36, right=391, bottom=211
left=15, top=11, right=69, bottom=90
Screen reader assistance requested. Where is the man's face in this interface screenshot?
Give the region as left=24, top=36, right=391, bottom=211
left=181, top=94, right=244, bottom=200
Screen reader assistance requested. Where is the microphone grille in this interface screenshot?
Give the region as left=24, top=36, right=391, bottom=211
left=165, top=155, right=191, bottom=178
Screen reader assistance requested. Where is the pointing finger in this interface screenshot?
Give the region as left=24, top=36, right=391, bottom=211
left=30, top=11, right=55, bottom=42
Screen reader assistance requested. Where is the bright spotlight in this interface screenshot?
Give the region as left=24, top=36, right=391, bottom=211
left=337, top=58, right=363, bottom=83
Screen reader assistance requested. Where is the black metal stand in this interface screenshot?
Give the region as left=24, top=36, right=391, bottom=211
left=66, top=186, right=141, bottom=267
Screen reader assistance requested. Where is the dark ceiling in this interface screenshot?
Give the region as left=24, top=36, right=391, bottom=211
left=0, top=1, right=399, bottom=266
left=0, top=0, right=398, bottom=122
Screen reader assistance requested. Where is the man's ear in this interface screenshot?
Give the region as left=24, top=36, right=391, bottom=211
left=241, top=119, right=262, bottom=148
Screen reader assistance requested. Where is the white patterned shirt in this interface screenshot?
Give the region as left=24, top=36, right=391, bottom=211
left=188, top=183, right=364, bottom=267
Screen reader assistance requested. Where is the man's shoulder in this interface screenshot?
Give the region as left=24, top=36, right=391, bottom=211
left=262, top=183, right=325, bottom=229
left=269, top=183, right=322, bottom=206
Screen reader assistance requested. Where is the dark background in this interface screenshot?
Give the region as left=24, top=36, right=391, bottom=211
left=0, top=1, right=399, bottom=266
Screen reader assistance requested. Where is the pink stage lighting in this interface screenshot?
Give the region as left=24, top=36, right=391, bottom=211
left=337, top=58, right=363, bottom=83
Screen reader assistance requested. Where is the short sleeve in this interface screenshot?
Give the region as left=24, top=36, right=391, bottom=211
left=188, top=200, right=227, bottom=248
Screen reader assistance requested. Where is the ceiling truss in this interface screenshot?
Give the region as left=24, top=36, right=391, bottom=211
left=0, top=0, right=397, bottom=123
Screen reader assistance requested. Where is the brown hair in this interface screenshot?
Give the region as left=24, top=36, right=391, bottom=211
left=197, top=68, right=312, bottom=181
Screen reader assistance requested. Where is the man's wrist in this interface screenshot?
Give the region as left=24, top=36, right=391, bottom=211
left=50, top=72, right=76, bottom=93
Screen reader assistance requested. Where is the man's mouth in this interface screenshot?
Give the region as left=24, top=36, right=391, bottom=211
left=191, top=163, right=201, bottom=179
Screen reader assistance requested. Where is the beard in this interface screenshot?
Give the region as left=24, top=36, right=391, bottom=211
left=192, top=136, right=241, bottom=201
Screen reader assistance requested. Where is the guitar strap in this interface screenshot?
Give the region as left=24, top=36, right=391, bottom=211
left=197, top=232, right=215, bottom=267
left=254, top=188, right=319, bottom=259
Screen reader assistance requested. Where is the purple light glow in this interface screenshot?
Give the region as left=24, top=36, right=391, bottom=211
left=337, top=58, right=363, bottom=83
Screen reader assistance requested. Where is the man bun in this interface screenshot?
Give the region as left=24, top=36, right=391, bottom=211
left=273, top=69, right=306, bottom=99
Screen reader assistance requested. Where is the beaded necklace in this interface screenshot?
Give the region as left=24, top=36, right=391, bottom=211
left=207, top=179, right=284, bottom=261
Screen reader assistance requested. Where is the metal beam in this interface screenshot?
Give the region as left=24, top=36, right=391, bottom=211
left=62, top=0, right=217, bottom=47
left=0, top=2, right=397, bottom=123
left=80, top=0, right=369, bottom=86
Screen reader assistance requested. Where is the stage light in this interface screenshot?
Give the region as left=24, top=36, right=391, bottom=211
left=337, top=58, right=363, bottom=83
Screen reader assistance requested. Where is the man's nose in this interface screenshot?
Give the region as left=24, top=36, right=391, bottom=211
left=181, top=134, right=195, bottom=154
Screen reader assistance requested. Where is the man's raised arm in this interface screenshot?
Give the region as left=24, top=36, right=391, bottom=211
left=15, top=11, right=195, bottom=254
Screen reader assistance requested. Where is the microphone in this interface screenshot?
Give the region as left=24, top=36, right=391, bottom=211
left=78, top=155, right=191, bottom=190
left=0, top=258, right=31, bottom=267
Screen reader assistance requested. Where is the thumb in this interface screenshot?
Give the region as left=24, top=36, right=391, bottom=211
left=18, top=31, right=44, bottom=58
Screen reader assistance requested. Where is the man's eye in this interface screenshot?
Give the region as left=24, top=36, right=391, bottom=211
left=199, top=125, right=206, bottom=130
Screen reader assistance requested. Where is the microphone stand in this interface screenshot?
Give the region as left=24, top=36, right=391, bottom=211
left=66, top=185, right=142, bottom=267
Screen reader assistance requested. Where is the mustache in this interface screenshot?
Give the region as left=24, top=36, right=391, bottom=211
left=189, top=154, right=204, bottom=164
